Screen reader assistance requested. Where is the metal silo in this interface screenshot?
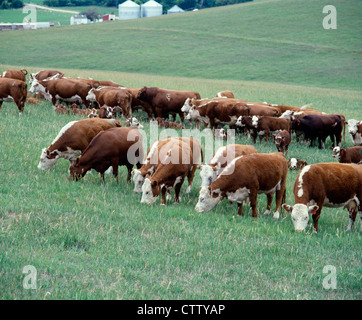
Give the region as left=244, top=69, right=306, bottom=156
left=141, top=0, right=163, bottom=18
left=118, top=0, right=141, bottom=20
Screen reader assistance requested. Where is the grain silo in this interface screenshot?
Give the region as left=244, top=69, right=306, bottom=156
left=167, top=5, right=184, bottom=14
left=118, top=0, right=141, bottom=20
left=141, top=0, right=163, bottom=18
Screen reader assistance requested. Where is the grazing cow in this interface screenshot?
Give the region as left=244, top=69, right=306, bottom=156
left=69, top=127, right=143, bottom=182
left=1, top=69, right=27, bottom=82
left=136, top=86, right=201, bottom=122
left=186, top=99, right=250, bottom=130
left=38, top=118, right=122, bottom=170
left=345, top=119, right=362, bottom=146
left=215, top=91, right=235, bottom=98
left=29, top=70, right=64, bottom=83
left=140, top=138, right=203, bottom=205
left=124, top=117, right=144, bottom=129
left=283, top=163, right=362, bottom=232
left=55, top=104, right=69, bottom=114
left=195, top=152, right=288, bottom=219
left=0, top=78, right=27, bottom=114
left=287, top=158, right=308, bottom=170
left=86, top=87, right=132, bottom=118
left=199, top=144, right=258, bottom=187
left=291, top=114, right=343, bottom=149
left=332, top=146, right=362, bottom=164
left=30, top=78, right=99, bottom=108
left=273, top=130, right=291, bottom=155
left=98, top=105, right=113, bottom=119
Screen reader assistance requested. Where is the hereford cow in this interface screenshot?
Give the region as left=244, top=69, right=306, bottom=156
left=137, top=86, right=201, bottom=122
left=273, top=130, right=291, bottom=155
left=345, top=119, right=362, bottom=146
left=124, top=117, right=144, bottom=129
left=332, top=146, right=362, bottom=164
left=1, top=69, right=28, bottom=82
left=282, top=163, right=362, bottom=232
left=98, top=105, right=113, bottom=119
left=124, top=87, right=154, bottom=120
left=29, top=70, right=64, bottom=83
left=253, top=116, right=291, bottom=143
left=86, top=87, right=132, bottom=118
left=98, top=80, right=123, bottom=87
left=186, top=99, right=250, bottom=130
left=0, top=78, right=27, bottom=114
left=195, top=152, right=288, bottom=219
left=38, top=118, right=122, bottom=170
left=199, top=144, right=258, bottom=187
left=215, top=91, right=235, bottom=98
left=291, top=114, right=343, bottom=149
left=30, top=78, right=99, bottom=108
left=287, top=158, right=308, bottom=170
left=69, top=127, right=143, bottom=182
left=140, top=138, right=203, bottom=205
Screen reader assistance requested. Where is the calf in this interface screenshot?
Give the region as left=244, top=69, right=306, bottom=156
left=273, top=130, right=291, bottom=155
left=253, top=116, right=291, bottom=143
left=332, top=146, right=362, bottom=164
left=69, top=127, right=143, bottom=182
left=55, top=104, right=69, bottom=114
left=345, top=119, right=362, bottom=146
left=1, top=69, right=27, bottom=82
left=195, top=152, right=288, bottom=219
left=287, top=158, right=308, bottom=170
left=140, top=138, right=203, bottom=205
left=26, top=96, right=39, bottom=104
left=38, top=118, right=122, bottom=170
left=0, top=78, right=27, bottom=114
left=70, top=104, right=93, bottom=116
left=124, top=117, right=144, bottom=129
left=98, top=105, right=113, bottom=119
left=199, top=144, right=258, bottom=187
left=282, top=163, right=362, bottom=232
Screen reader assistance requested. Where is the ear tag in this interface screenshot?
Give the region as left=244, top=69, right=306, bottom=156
left=311, top=210, right=317, bottom=215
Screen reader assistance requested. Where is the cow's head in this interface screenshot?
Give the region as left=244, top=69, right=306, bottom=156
left=37, top=148, right=60, bottom=170
left=29, top=79, right=45, bottom=95
left=346, top=119, right=359, bottom=135
left=235, top=116, right=244, bottom=127
left=68, top=158, right=84, bottom=181
left=140, top=178, right=159, bottom=204
left=136, top=86, right=148, bottom=101
left=199, top=164, right=218, bottom=187
left=331, top=146, right=341, bottom=159
left=181, top=98, right=192, bottom=113
left=282, top=203, right=319, bottom=232
left=132, top=168, right=147, bottom=193
left=251, top=115, right=260, bottom=128
left=195, top=186, right=222, bottom=213
left=185, top=106, right=200, bottom=120
left=125, top=117, right=144, bottom=129
left=86, top=88, right=96, bottom=102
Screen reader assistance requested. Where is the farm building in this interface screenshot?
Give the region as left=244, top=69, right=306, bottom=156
left=141, top=0, right=163, bottom=18
left=167, top=5, right=184, bottom=14
left=70, top=15, right=88, bottom=25
left=118, top=0, right=141, bottom=20
left=103, top=14, right=116, bottom=21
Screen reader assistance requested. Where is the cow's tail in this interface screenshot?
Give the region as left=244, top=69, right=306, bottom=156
left=21, top=69, right=28, bottom=76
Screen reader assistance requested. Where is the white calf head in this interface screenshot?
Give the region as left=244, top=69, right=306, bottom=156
left=132, top=169, right=145, bottom=193
left=288, top=158, right=298, bottom=169
left=186, top=107, right=200, bottom=120
left=37, top=148, right=60, bottom=170
left=252, top=115, right=259, bottom=128
left=346, top=119, right=358, bottom=135
left=199, top=165, right=217, bottom=187
left=86, top=88, right=96, bottom=102
left=181, top=98, right=192, bottom=113
left=282, top=203, right=319, bottom=232
left=195, top=186, right=222, bottom=213
left=141, top=178, right=158, bottom=205
left=236, top=116, right=244, bottom=127
left=332, top=146, right=340, bottom=158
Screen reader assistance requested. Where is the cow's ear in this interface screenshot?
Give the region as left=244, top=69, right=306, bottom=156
left=282, top=204, right=293, bottom=213
left=151, top=180, right=157, bottom=188
left=308, top=205, right=319, bottom=214
left=340, top=148, right=345, bottom=155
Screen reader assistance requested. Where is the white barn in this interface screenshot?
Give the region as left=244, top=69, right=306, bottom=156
left=70, top=15, right=88, bottom=25
left=118, top=0, right=141, bottom=20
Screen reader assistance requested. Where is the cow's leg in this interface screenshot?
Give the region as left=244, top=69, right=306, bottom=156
left=237, top=202, right=244, bottom=216
left=347, top=208, right=357, bottom=231
left=312, top=205, right=323, bottom=232
left=186, top=166, right=197, bottom=194
left=0, top=101, right=3, bottom=109
left=174, top=178, right=184, bottom=203
left=179, top=112, right=184, bottom=123
left=161, top=186, right=167, bottom=205
left=263, top=193, right=273, bottom=216
left=273, top=183, right=286, bottom=219
left=249, top=190, right=258, bottom=218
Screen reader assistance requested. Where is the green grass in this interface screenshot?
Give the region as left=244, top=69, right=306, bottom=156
left=0, top=67, right=361, bottom=300
left=0, top=0, right=361, bottom=90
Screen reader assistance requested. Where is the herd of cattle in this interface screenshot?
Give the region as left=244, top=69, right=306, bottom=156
left=1, top=68, right=362, bottom=233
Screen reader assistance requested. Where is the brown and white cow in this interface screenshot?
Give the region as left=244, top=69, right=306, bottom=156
left=282, top=163, right=362, bottom=232
left=1, top=69, right=28, bottom=82
left=287, top=158, right=308, bottom=170
left=137, top=86, right=201, bottom=122
left=0, top=78, right=27, bottom=114
left=38, top=118, right=122, bottom=170
left=140, top=137, right=203, bottom=205
left=195, top=152, right=288, bottom=219
left=199, top=144, right=259, bottom=187
left=273, top=130, right=291, bottom=155
left=98, top=105, right=114, bottom=119
left=124, top=117, right=144, bottom=129
left=68, top=127, right=143, bottom=182
left=253, top=116, right=291, bottom=143
left=345, top=119, right=362, bottom=146
left=215, top=91, right=235, bottom=98
left=29, top=70, right=64, bottom=84
left=86, top=86, right=132, bottom=118
left=30, top=78, right=99, bottom=108
left=332, top=146, right=362, bottom=164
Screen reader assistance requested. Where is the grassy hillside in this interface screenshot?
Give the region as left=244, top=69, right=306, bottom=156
left=0, top=0, right=361, bottom=90
left=0, top=67, right=361, bottom=300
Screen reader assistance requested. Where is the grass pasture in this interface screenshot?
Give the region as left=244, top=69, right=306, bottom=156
left=0, top=67, right=361, bottom=300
